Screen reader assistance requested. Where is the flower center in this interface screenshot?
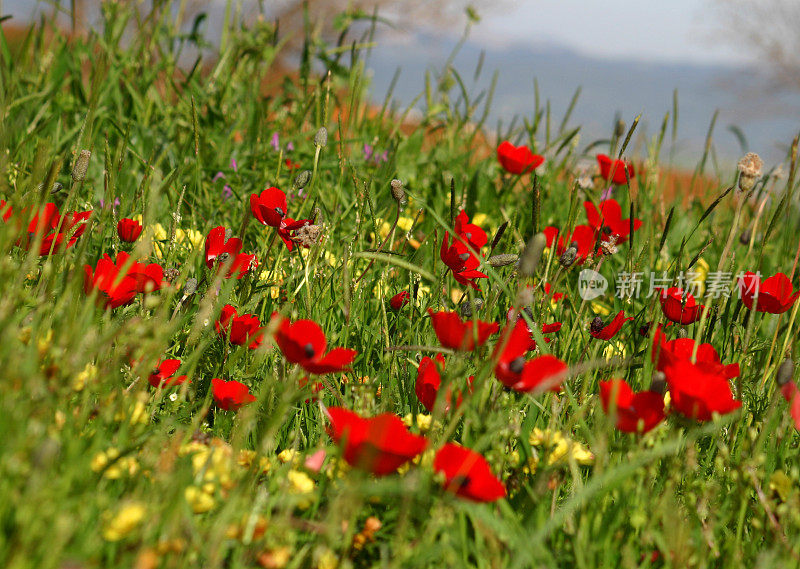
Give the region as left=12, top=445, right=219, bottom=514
left=509, top=357, right=525, bottom=375
left=303, top=343, right=316, bottom=358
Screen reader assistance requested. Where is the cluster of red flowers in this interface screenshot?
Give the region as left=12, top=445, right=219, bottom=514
left=440, top=210, right=489, bottom=290
left=84, top=251, right=164, bottom=309
left=250, top=187, right=312, bottom=251
left=1, top=201, right=92, bottom=256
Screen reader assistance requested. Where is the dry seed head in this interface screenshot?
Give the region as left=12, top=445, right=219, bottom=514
left=72, top=149, right=91, bottom=182
left=183, top=277, right=198, bottom=296
left=314, top=127, right=328, bottom=148
left=390, top=179, right=405, bottom=203
left=737, top=152, right=763, bottom=192
left=294, top=224, right=323, bottom=248
left=590, top=316, right=604, bottom=334
left=488, top=253, right=518, bottom=268
left=459, top=298, right=483, bottom=318
left=294, top=170, right=312, bottom=190
left=519, top=233, right=547, bottom=277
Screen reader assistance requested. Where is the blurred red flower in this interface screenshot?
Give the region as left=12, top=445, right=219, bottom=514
left=599, top=379, right=665, bottom=433
left=117, top=218, right=142, bottom=242
left=738, top=271, right=800, bottom=314
left=215, top=305, right=265, bottom=349
left=389, top=291, right=410, bottom=311
left=273, top=316, right=357, bottom=374
left=84, top=254, right=138, bottom=309
left=596, top=154, right=634, bottom=185
left=659, top=287, right=705, bottom=324
left=584, top=198, right=641, bottom=244
left=428, top=309, right=499, bottom=351
left=433, top=443, right=506, bottom=502
left=661, top=359, right=741, bottom=421
left=325, top=407, right=428, bottom=475
left=212, top=378, right=256, bottom=411
left=543, top=225, right=596, bottom=263
left=148, top=359, right=189, bottom=388
left=9, top=202, right=92, bottom=255
left=590, top=310, right=632, bottom=340
left=415, top=353, right=472, bottom=413
left=497, top=141, right=544, bottom=175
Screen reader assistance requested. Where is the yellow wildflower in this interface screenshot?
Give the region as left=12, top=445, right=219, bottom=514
left=73, top=363, right=97, bottom=391
left=102, top=502, right=146, bottom=541
left=185, top=485, right=215, bottom=514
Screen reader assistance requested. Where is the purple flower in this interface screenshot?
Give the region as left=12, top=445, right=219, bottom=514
left=286, top=142, right=294, bottom=152
left=213, top=171, right=226, bottom=182
left=363, top=143, right=374, bottom=162
left=222, top=185, right=233, bottom=201
left=99, top=197, right=121, bottom=210
left=230, top=158, right=238, bottom=172
left=271, top=132, right=280, bottom=152
left=600, top=186, right=614, bottom=202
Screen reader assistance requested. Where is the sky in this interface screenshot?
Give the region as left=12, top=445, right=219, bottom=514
left=2, top=0, right=750, bottom=65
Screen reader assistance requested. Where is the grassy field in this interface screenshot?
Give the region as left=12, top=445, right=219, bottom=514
left=2, top=5, right=800, bottom=569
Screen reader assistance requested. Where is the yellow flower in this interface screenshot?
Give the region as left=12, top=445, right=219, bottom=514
left=397, top=216, right=415, bottom=232
left=602, top=340, right=627, bottom=361
left=185, top=485, right=215, bottom=514
left=288, top=470, right=315, bottom=494
left=181, top=439, right=235, bottom=489
left=690, top=257, right=710, bottom=297
left=590, top=301, right=611, bottom=316
left=73, top=363, right=97, bottom=391
left=278, top=449, right=298, bottom=464
left=529, top=428, right=593, bottom=466
left=472, top=213, right=488, bottom=226
left=102, top=502, right=146, bottom=541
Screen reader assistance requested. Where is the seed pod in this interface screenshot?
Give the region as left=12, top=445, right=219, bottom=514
left=519, top=233, right=547, bottom=277
left=491, top=221, right=508, bottom=250
left=650, top=371, right=667, bottom=395
left=590, top=316, right=604, bottom=334
left=559, top=245, right=577, bottom=268
left=390, top=179, right=405, bottom=203
left=677, top=328, right=688, bottom=339
left=183, top=277, right=198, bottom=296
left=739, top=229, right=752, bottom=246
left=488, top=253, right=518, bottom=268
left=294, top=170, right=312, bottom=190
left=72, top=149, right=91, bottom=182
left=776, top=358, right=794, bottom=386
left=314, top=127, right=328, bottom=148
left=459, top=297, right=484, bottom=318
left=737, top=152, right=763, bottom=193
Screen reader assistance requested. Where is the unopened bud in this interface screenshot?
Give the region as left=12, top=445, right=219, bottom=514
left=294, top=170, right=312, bottom=190
left=50, top=182, right=64, bottom=195
left=491, top=221, right=508, bottom=250
left=559, top=245, right=577, bottom=268
left=590, top=316, right=604, bottom=334
left=614, top=119, right=626, bottom=138
left=387, top=181, right=404, bottom=206
left=650, top=371, right=667, bottom=395
left=737, top=152, right=763, bottom=193
left=519, top=233, right=547, bottom=277
left=183, top=277, right=198, bottom=296
left=72, top=149, right=91, bottom=182
left=314, top=127, right=328, bottom=148
left=459, top=298, right=483, bottom=318
left=777, top=358, right=794, bottom=386
left=488, top=253, right=518, bottom=268
left=739, top=229, right=751, bottom=246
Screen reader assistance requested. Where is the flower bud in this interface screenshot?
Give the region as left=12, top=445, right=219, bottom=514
left=519, top=233, right=547, bottom=277
left=183, top=277, right=198, bottom=296
left=390, top=179, right=405, bottom=203
left=294, top=170, right=312, bottom=190
left=650, top=371, right=667, bottom=395
left=737, top=152, right=763, bottom=193
left=314, top=127, right=328, bottom=148
left=488, top=253, right=518, bottom=268
left=459, top=298, right=483, bottom=318
left=776, top=358, right=794, bottom=386
left=72, top=149, right=91, bottom=182
left=677, top=328, right=688, bottom=339
left=559, top=245, right=577, bottom=268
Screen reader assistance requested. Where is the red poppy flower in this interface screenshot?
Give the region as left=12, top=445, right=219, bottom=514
left=122, top=255, right=165, bottom=294
left=453, top=210, right=487, bottom=252
left=440, top=232, right=488, bottom=290
left=273, top=316, right=357, bottom=374
left=389, top=291, right=410, bottom=311
left=497, top=141, right=544, bottom=175
left=298, top=376, right=325, bottom=403
left=433, top=443, right=506, bottom=502
left=501, top=353, right=568, bottom=394
left=0, top=199, right=12, bottom=222
left=599, top=379, right=665, bottom=433
left=661, top=359, right=741, bottom=421
left=738, top=271, right=800, bottom=314
left=285, top=158, right=300, bottom=170
left=204, top=226, right=243, bottom=269
left=504, top=309, right=561, bottom=351
left=543, top=282, right=565, bottom=303
left=428, top=309, right=499, bottom=351
left=415, top=354, right=472, bottom=413
left=543, top=225, right=597, bottom=263
left=250, top=187, right=288, bottom=228
left=652, top=335, right=740, bottom=380
left=493, top=319, right=533, bottom=385
left=117, top=218, right=143, bottom=242
left=215, top=305, right=265, bottom=349
left=212, top=378, right=256, bottom=411
left=325, top=407, right=428, bottom=475
left=779, top=382, right=800, bottom=431
left=84, top=254, right=138, bottom=309
left=148, top=359, right=189, bottom=388
left=584, top=199, right=642, bottom=244
left=596, top=154, right=634, bottom=185
left=590, top=310, right=633, bottom=340
left=15, top=202, right=92, bottom=255
left=659, top=287, right=705, bottom=324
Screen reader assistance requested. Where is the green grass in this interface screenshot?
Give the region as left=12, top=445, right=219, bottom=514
left=1, top=5, right=800, bottom=569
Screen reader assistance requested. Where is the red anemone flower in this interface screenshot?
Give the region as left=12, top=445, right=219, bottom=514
left=453, top=210, right=488, bottom=251
left=584, top=199, right=641, bottom=244
left=0, top=200, right=12, bottom=222
left=117, top=218, right=143, bottom=242
left=652, top=334, right=740, bottom=380
left=16, top=202, right=92, bottom=255
left=659, top=287, right=705, bottom=324
left=215, top=305, right=265, bottom=349
left=120, top=253, right=165, bottom=294
left=599, top=379, right=665, bottom=433
left=204, top=226, right=242, bottom=268
left=596, top=154, right=634, bottom=185
left=84, top=254, right=138, bottom=309
left=415, top=354, right=472, bottom=413
left=428, top=309, right=499, bottom=351
left=433, top=443, right=506, bottom=502
left=493, top=318, right=533, bottom=385
left=148, top=359, right=189, bottom=388
left=250, top=187, right=288, bottom=228
left=325, top=407, right=428, bottom=475
left=504, top=354, right=568, bottom=394
left=739, top=271, right=800, bottom=314
left=273, top=316, right=357, bottom=374
left=440, top=232, right=488, bottom=290
left=590, top=310, right=633, bottom=340
left=661, top=359, right=741, bottom=421
left=543, top=225, right=597, bottom=263
left=389, top=291, right=410, bottom=311
left=504, top=308, right=561, bottom=350
left=779, top=381, right=800, bottom=431
left=212, top=378, right=256, bottom=411
left=497, top=141, right=544, bottom=175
